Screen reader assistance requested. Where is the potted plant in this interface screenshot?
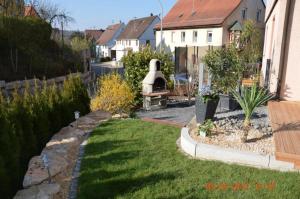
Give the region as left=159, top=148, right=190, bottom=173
left=231, top=84, right=273, bottom=142
left=195, top=86, right=219, bottom=124
left=203, top=46, right=243, bottom=111
left=198, top=119, right=215, bottom=137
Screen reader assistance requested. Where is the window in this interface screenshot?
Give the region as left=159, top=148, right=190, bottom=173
left=193, top=31, right=198, bottom=42
left=171, top=32, right=175, bottom=43
left=136, top=40, right=138, bottom=46
left=122, top=40, right=124, bottom=45
left=129, top=40, right=131, bottom=46
left=256, top=9, right=262, bottom=22
left=181, top=31, right=185, bottom=42
left=207, top=31, right=213, bottom=43
left=146, top=40, right=150, bottom=45
left=242, top=8, right=247, bottom=20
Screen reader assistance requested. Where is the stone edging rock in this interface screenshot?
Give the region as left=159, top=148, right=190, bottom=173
left=14, top=111, right=111, bottom=199
left=180, top=127, right=296, bottom=172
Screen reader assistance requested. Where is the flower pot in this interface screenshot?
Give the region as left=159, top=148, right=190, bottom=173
left=195, top=96, right=219, bottom=124
left=199, top=130, right=207, bottom=138
left=217, top=94, right=239, bottom=112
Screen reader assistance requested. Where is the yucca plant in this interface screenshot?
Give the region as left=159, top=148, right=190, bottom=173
left=231, top=84, right=273, bottom=142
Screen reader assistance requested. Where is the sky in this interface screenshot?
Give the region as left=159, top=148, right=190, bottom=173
left=50, top=0, right=177, bottom=31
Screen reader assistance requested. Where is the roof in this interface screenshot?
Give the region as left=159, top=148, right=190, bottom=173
left=229, top=21, right=243, bottom=31
left=97, top=23, right=124, bottom=45
left=118, top=16, right=158, bottom=40
left=85, top=29, right=104, bottom=41
left=155, top=0, right=242, bottom=30
left=24, top=5, right=40, bottom=18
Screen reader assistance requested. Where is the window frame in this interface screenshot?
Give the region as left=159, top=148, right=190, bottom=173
left=181, top=31, right=186, bottom=43
left=193, top=31, right=198, bottom=43
left=207, top=31, right=213, bottom=43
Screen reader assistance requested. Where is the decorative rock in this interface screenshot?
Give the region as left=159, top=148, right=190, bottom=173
left=23, top=153, right=68, bottom=188
left=14, top=183, right=60, bottom=199
left=268, top=127, right=272, bottom=133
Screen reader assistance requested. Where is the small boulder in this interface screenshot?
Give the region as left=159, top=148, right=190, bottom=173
left=14, top=183, right=60, bottom=199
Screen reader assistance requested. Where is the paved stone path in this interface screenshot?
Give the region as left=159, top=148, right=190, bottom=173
left=137, top=101, right=195, bottom=126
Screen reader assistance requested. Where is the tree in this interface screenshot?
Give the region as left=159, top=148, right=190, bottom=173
left=239, top=20, right=263, bottom=70
left=70, top=36, right=90, bottom=72
left=0, top=0, right=24, bottom=17
left=203, top=46, right=243, bottom=94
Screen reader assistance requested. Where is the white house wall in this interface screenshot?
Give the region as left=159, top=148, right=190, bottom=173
left=115, top=17, right=160, bottom=61
left=156, top=27, right=224, bottom=54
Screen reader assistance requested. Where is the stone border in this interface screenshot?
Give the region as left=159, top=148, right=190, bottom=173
left=180, top=127, right=296, bottom=172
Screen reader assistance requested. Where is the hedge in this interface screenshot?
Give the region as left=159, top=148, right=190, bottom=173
left=0, top=74, right=90, bottom=199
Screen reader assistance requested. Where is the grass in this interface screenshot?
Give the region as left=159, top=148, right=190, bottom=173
left=78, top=119, right=300, bottom=199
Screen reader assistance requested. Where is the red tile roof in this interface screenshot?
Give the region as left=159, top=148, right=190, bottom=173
left=85, top=29, right=105, bottom=41
left=118, top=16, right=158, bottom=40
left=155, top=0, right=242, bottom=30
left=97, top=23, right=124, bottom=45
left=24, top=5, right=40, bottom=18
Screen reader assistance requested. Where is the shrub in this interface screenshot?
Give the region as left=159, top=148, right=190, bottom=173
left=231, top=84, right=273, bottom=142
left=91, top=73, right=134, bottom=114
left=122, top=46, right=174, bottom=104
left=0, top=74, right=90, bottom=199
left=203, top=46, right=243, bottom=94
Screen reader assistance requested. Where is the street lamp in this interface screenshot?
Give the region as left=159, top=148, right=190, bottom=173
left=157, top=0, right=163, bottom=53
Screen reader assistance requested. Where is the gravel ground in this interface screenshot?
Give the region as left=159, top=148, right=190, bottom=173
left=214, top=106, right=270, bottom=130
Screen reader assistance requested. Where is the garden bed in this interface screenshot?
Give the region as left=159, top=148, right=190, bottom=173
left=188, top=106, right=275, bottom=156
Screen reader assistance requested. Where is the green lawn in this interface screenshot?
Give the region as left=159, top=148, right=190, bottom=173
left=78, top=119, right=300, bottom=199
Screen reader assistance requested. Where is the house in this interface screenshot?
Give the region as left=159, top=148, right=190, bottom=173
left=85, top=29, right=105, bottom=41
left=261, top=0, right=300, bottom=101
left=96, top=23, right=125, bottom=60
left=155, top=0, right=265, bottom=75
left=114, top=15, right=161, bottom=61
left=24, top=5, right=40, bottom=18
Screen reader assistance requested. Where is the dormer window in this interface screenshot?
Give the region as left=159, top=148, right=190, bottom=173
left=242, top=8, right=247, bottom=20
left=256, top=9, right=262, bottom=22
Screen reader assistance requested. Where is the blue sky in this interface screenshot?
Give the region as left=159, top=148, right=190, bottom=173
left=51, top=0, right=177, bottom=31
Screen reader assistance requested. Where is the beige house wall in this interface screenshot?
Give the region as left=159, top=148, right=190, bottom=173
left=280, top=0, right=300, bottom=101
left=262, top=0, right=300, bottom=101
left=223, top=0, right=266, bottom=44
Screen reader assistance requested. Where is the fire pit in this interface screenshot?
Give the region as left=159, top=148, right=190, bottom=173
left=142, top=59, right=170, bottom=111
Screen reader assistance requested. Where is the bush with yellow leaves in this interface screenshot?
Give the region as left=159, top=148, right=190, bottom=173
left=91, top=73, right=135, bottom=114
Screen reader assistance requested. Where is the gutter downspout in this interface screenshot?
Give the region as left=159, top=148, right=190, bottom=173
left=276, top=0, right=292, bottom=99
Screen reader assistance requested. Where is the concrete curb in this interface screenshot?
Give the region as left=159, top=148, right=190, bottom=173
left=180, top=127, right=295, bottom=172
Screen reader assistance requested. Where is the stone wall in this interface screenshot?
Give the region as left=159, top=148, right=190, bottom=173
left=0, top=72, right=92, bottom=96
left=14, top=110, right=111, bottom=199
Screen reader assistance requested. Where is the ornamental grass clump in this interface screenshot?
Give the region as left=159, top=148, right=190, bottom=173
left=91, top=73, right=135, bottom=114
left=231, top=84, right=273, bottom=142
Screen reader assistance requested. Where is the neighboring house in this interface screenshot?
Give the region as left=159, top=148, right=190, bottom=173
left=155, top=0, right=265, bottom=75
left=24, top=5, right=40, bottom=18
left=261, top=0, right=300, bottom=101
left=85, top=29, right=105, bottom=41
left=114, top=15, right=160, bottom=61
left=96, top=23, right=125, bottom=60
left=85, top=29, right=105, bottom=60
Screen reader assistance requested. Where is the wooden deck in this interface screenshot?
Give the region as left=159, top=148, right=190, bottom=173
left=268, top=101, right=300, bottom=169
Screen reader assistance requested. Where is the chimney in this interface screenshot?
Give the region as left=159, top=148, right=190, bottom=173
left=150, top=13, right=154, bottom=16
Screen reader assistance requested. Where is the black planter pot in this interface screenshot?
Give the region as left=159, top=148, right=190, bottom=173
left=195, top=96, right=219, bottom=124
left=217, top=94, right=239, bottom=112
